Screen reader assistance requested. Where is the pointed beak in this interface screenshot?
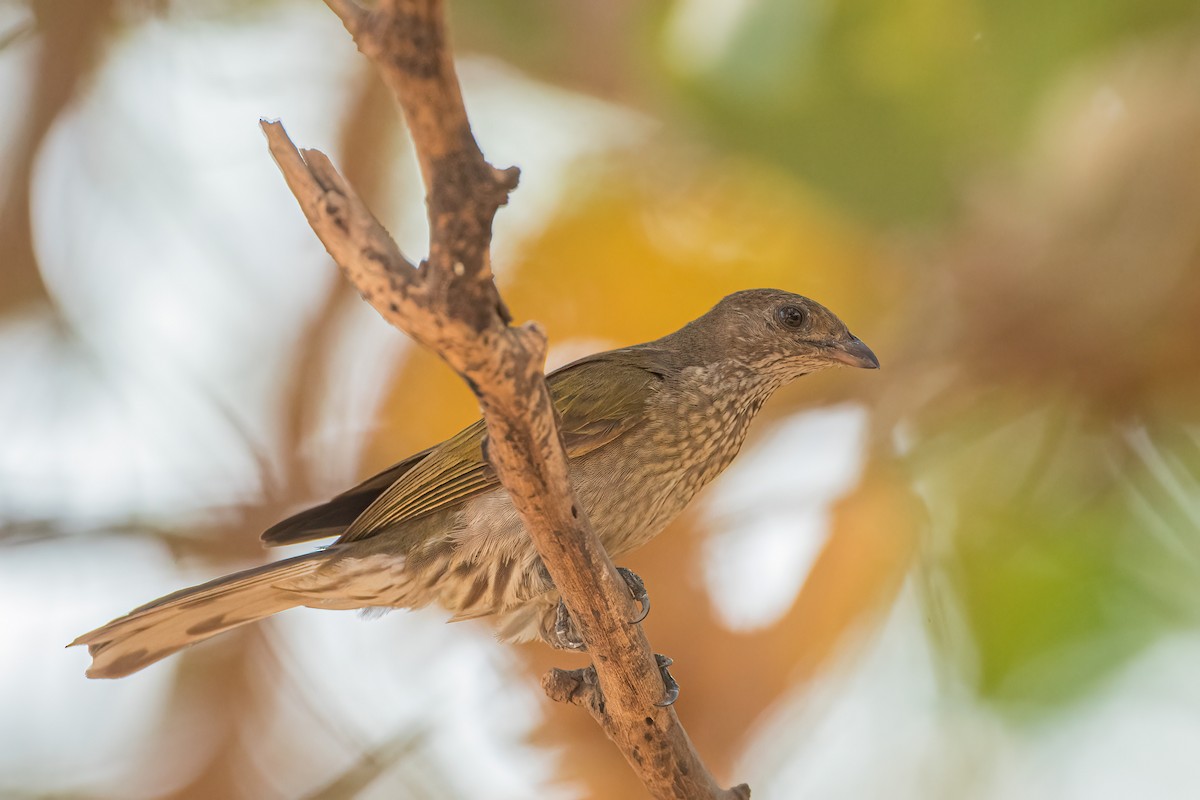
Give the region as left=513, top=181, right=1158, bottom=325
left=827, top=336, right=880, bottom=369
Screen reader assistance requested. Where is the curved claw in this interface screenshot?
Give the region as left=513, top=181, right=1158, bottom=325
left=616, top=567, right=650, bottom=625
left=653, top=653, right=680, bottom=707
left=553, top=599, right=586, bottom=651
left=630, top=594, right=650, bottom=625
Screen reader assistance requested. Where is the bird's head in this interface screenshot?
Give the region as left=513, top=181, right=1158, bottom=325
left=683, top=288, right=879, bottom=380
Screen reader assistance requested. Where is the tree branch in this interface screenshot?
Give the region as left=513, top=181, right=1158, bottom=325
left=262, top=1, right=748, bottom=796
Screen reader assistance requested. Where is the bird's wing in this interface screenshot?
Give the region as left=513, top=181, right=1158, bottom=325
left=334, top=420, right=490, bottom=542
left=333, top=348, right=667, bottom=544
left=259, top=446, right=435, bottom=546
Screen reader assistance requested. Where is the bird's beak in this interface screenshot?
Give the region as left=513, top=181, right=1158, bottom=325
left=827, top=336, right=880, bottom=369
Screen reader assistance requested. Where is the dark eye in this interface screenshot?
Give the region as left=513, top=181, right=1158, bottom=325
left=776, top=304, right=809, bottom=329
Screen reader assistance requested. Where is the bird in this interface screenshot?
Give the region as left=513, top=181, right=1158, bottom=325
left=71, top=289, right=879, bottom=681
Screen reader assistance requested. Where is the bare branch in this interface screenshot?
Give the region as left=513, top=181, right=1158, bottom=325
left=323, top=0, right=369, bottom=36
left=265, top=1, right=749, bottom=796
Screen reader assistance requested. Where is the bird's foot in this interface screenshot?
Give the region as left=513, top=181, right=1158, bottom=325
left=546, top=652, right=680, bottom=708
left=550, top=566, right=652, bottom=651
left=617, top=566, right=650, bottom=624
left=553, top=599, right=586, bottom=651
left=654, top=653, right=680, bottom=707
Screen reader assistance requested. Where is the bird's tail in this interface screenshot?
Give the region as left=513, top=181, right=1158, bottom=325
left=70, top=552, right=325, bottom=679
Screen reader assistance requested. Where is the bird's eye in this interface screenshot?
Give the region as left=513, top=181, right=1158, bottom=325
left=776, top=304, right=809, bottom=329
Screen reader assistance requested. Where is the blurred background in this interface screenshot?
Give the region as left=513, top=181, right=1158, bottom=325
left=3, top=0, right=1200, bottom=797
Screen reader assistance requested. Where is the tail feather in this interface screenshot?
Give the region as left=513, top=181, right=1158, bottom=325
left=70, top=552, right=325, bottom=679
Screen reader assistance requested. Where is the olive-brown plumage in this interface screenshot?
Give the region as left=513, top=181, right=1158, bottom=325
left=72, top=289, right=878, bottom=678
